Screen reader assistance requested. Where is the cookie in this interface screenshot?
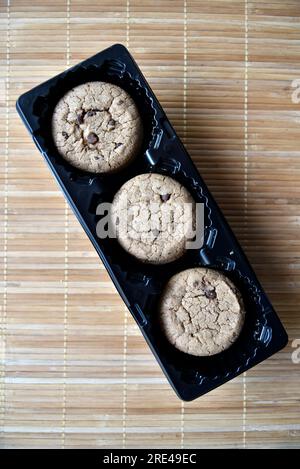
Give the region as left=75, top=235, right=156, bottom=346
left=51, top=81, right=143, bottom=173
left=159, top=268, right=245, bottom=356
left=111, top=173, right=195, bottom=264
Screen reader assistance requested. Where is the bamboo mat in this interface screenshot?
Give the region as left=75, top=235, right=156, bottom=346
left=0, top=0, right=300, bottom=449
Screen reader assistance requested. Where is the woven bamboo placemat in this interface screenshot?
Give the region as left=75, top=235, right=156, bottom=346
left=0, top=0, right=300, bottom=449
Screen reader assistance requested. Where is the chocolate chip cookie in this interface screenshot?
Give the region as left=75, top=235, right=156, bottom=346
left=52, top=81, right=143, bottom=173
left=159, top=268, right=245, bottom=356
left=111, top=173, right=195, bottom=264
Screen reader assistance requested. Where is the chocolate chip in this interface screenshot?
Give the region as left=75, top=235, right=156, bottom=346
left=118, top=99, right=124, bottom=105
left=76, top=111, right=84, bottom=125
left=152, top=229, right=160, bottom=237
left=108, top=119, right=116, bottom=129
left=193, top=281, right=199, bottom=288
left=86, top=132, right=98, bottom=144
left=204, top=288, right=216, bottom=300
left=115, top=217, right=120, bottom=225
left=86, top=110, right=99, bottom=117
left=114, top=142, right=123, bottom=149
left=94, top=156, right=99, bottom=160
left=160, top=194, right=171, bottom=202
left=62, top=131, right=68, bottom=139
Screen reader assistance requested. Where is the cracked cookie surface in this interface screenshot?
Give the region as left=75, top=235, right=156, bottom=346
left=159, top=268, right=245, bottom=356
left=52, top=81, right=143, bottom=173
left=111, top=173, right=195, bottom=264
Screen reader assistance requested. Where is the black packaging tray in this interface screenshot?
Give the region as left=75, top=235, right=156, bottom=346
left=16, top=44, right=288, bottom=401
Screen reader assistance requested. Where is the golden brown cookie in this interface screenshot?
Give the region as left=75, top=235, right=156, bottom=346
left=52, top=81, right=143, bottom=173
left=159, top=268, right=245, bottom=356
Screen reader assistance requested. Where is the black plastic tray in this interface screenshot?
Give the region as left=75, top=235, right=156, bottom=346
left=16, top=44, right=288, bottom=401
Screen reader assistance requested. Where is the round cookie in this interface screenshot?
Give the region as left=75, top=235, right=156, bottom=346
left=52, top=81, right=143, bottom=173
left=159, top=268, right=245, bottom=356
left=111, top=173, right=195, bottom=264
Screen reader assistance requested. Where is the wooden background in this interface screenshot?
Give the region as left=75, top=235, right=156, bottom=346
left=0, top=0, right=300, bottom=449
